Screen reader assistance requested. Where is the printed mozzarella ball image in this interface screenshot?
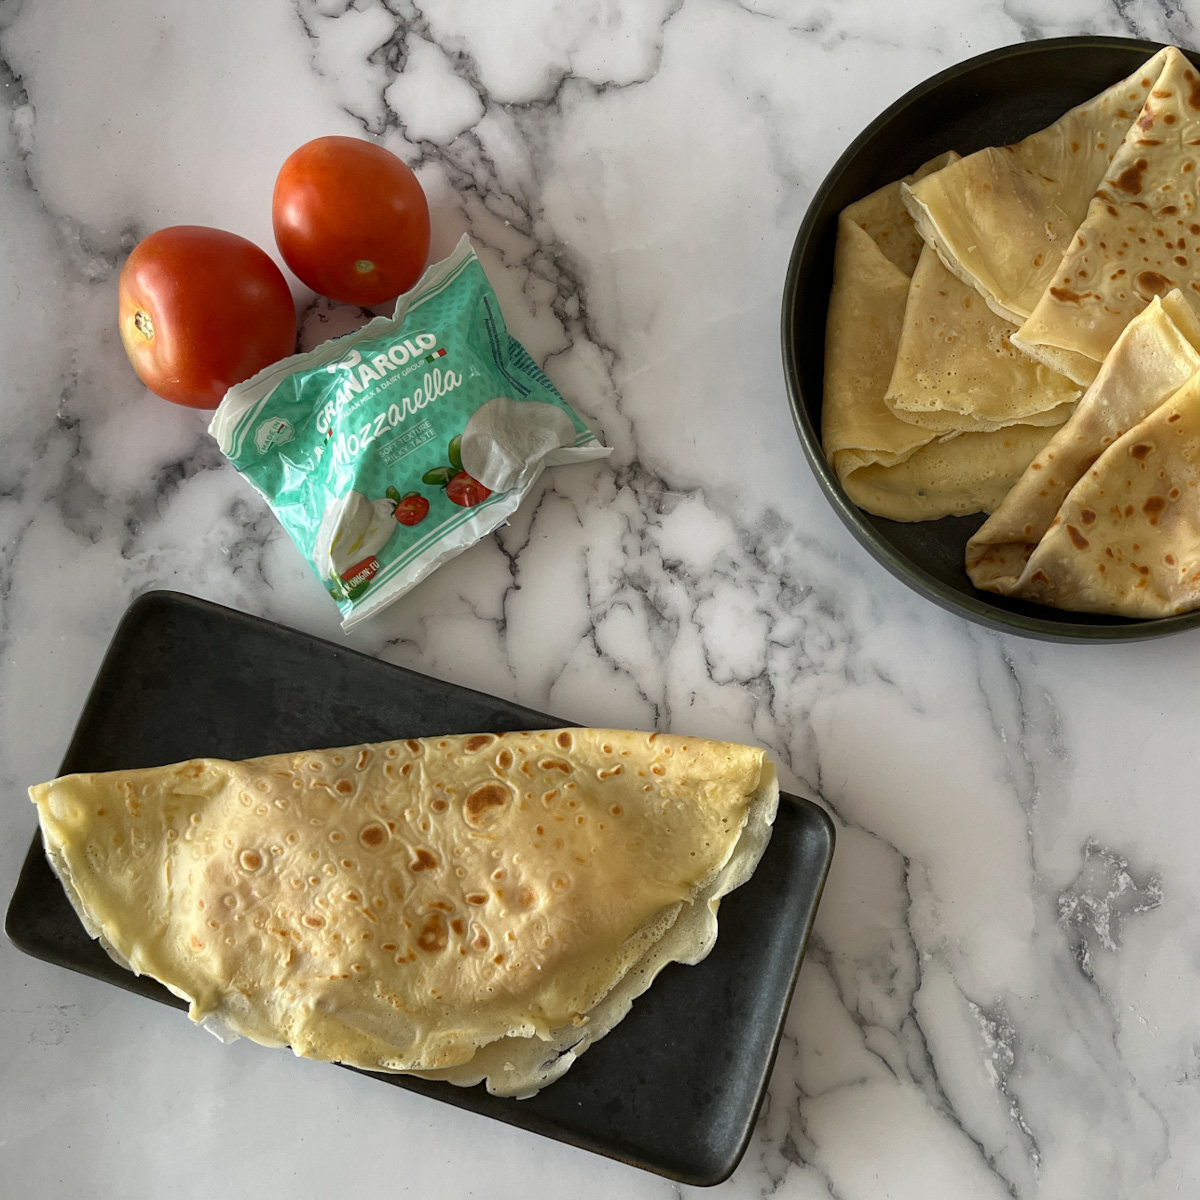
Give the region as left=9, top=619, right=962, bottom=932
left=459, top=398, right=577, bottom=493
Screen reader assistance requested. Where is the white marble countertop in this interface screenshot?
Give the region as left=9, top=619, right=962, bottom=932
left=4, top=2, right=1200, bottom=1196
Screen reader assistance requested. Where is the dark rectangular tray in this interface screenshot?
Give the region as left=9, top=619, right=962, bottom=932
left=5, top=591, right=833, bottom=1186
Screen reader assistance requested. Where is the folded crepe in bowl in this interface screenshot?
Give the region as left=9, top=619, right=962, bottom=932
left=884, top=243, right=1080, bottom=433
left=902, top=47, right=1175, bottom=330
left=1014, top=48, right=1200, bottom=382
left=967, top=291, right=1200, bottom=616
left=30, top=729, right=779, bottom=1098
left=823, top=157, right=1073, bottom=520
left=822, top=154, right=954, bottom=484
left=838, top=423, right=1068, bottom=522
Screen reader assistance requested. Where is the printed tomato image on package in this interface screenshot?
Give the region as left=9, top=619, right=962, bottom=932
left=210, top=236, right=610, bottom=629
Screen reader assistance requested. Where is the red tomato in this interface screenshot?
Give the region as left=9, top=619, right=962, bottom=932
left=394, top=492, right=430, bottom=526
left=118, top=226, right=296, bottom=409
left=445, top=472, right=491, bottom=508
left=272, top=136, right=431, bottom=306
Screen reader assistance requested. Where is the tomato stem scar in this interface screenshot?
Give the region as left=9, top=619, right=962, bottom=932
left=355, top=259, right=375, bottom=274
left=133, top=310, right=154, bottom=341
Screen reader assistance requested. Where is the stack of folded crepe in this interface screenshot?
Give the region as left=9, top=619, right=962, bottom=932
left=823, top=156, right=1081, bottom=520
left=824, top=45, right=1200, bottom=530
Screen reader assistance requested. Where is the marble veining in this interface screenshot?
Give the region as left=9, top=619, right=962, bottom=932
left=3, top=1, right=1200, bottom=1197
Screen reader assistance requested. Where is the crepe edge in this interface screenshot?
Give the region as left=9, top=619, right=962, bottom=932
left=32, top=788, right=135, bottom=974
left=29, top=783, right=223, bottom=1024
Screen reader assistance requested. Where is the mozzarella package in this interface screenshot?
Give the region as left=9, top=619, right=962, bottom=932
left=210, top=236, right=610, bottom=629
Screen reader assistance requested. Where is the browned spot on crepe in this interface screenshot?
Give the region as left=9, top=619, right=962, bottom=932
left=416, top=912, right=448, bottom=953
left=1136, top=271, right=1173, bottom=296
left=1143, top=496, right=1167, bottom=523
left=1050, top=286, right=1098, bottom=304
left=359, top=822, right=387, bottom=848
left=464, top=782, right=510, bottom=826
left=1187, top=68, right=1200, bottom=109
left=1113, top=157, right=1150, bottom=193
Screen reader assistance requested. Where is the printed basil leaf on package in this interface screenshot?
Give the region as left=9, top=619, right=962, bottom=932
left=210, top=236, right=610, bottom=629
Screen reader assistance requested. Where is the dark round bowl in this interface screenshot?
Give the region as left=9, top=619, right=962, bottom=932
left=781, top=36, right=1200, bottom=643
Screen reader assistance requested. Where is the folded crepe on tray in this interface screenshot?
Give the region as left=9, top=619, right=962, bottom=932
left=966, top=291, right=1200, bottom=616
left=902, top=46, right=1175, bottom=333
left=823, top=157, right=1074, bottom=521
left=1014, top=48, right=1200, bottom=383
left=29, top=729, right=779, bottom=1098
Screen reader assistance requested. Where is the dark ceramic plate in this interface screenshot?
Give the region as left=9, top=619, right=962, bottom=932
left=5, top=591, right=833, bottom=1187
left=782, top=36, right=1200, bottom=642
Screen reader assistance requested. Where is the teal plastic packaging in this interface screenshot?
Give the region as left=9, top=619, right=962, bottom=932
left=211, top=236, right=609, bottom=629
